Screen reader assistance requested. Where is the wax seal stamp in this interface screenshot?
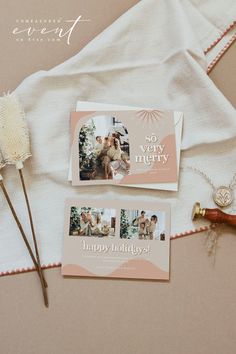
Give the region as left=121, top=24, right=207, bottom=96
left=213, top=186, right=234, bottom=207
left=192, top=202, right=236, bottom=227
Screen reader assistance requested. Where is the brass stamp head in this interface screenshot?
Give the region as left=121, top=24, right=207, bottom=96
left=192, top=202, right=205, bottom=220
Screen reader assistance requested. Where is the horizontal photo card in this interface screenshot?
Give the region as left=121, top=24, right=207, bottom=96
left=71, top=109, right=179, bottom=187
left=62, top=199, right=171, bottom=280
left=68, top=101, right=183, bottom=191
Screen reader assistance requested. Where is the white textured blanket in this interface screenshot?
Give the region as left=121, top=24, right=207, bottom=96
left=0, top=0, right=235, bottom=274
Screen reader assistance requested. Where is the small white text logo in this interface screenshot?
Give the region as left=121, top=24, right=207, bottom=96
left=12, top=16, right=90, bottom=45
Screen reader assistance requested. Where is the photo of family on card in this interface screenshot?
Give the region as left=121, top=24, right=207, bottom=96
left=69, top=207, right=116, bottom=237
left=79, top=115, right=130, bottom=181
left=120, top=209, right=166, bottom=241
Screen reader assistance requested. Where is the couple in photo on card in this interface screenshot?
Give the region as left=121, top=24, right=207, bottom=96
left=133, top=211, right=158, bottom=240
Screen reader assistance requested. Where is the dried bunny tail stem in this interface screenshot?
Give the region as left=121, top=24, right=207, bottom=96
left=0, top=93, right=48, bottom=306
left=17, top=163, right=48, bottom=302
left=0, top=171, right=48, bottom=291
left=0, top=150, right=6, bottom=169
left=0, top=93, right=31, bottom=165
left=0, top=172, right=48, bottom=307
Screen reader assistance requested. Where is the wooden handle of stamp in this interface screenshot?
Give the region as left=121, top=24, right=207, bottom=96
left=204, top=208, right=236, bottom=227
left=192, top=202, right=236, bottom=228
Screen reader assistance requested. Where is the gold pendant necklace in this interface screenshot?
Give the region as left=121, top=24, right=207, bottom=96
left=181, top=166, right=236, bottom=208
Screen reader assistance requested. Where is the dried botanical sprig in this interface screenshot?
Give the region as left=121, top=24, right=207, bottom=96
left=0, top=150, right=6, bottom=168
left=0, top=93, right=31, bottom=166
left=0, top=93, right=48, bottom=307
left=0, top=170, right=48, bottom=302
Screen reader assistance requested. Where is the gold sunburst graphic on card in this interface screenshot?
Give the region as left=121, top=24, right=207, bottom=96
left=136, top=110, right=163, bottom=122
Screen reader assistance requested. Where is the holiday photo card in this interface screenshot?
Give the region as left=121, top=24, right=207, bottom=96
left=62, top=199, right=171, bottom=280
left=70, top=110, right=178, bottom=186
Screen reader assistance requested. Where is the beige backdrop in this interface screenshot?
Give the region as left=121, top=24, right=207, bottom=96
left=0, top=1, right=236, bottom=354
